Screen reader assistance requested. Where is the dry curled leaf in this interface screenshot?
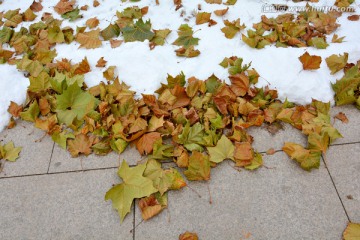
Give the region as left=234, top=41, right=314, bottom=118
left=96, top=57, right=107, bottom=67
left=179, top=232, right=199, bottom=240
left=214, top=7, right=229, bottom=16
left=30, top=1, right=43, bottom=12
left=110, top=39, right=123, bottom=48
left=93, top=0, right=100, bottom=7
left=76, top=29, right=102, bottom=49
left=54, top=0, right=75, bottom=15
left=334, top=112, right=349, bottom=123
left=348, top=15, right=360, bottom=21
left=86, top=17, right=99, bottom=29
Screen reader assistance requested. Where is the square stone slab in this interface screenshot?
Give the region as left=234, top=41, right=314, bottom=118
left=135, top=151, right=348, bottom=240
left=49, top=143, right=142, bottom=173
left=0, top=168, right=133, bottom=240
left=0, top=121, right=54, bottom=178
left=325, top=143, right=360, bottom=222
left=331, top=105, right=360, bottom=145
left=247, top=123, right=307, bottom=152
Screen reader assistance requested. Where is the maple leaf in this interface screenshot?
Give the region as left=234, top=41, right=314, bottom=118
left=105, top=161, right=157, bottom=222
left=148, top=116, right=165, bottom=131
left=196, top=12, right=211, bottom=25
left=224, top=0, right=237, bottom=5
left=136, top=132, right=162, bottom=155
left=173, top=24, right=199, bottom=48
left=54, top=0, right=75, bottom=15
left=76, top=29, right=102, bottom=49
left=282, top=142, right=321, bottom=171
left=309, top=37, right=328, bottom=49
left=335, top=0, right=355, bottom=7
left=326, top=53, right=348, bottom=75
left=299, top=52, right=322, bottom=70
left=151, top=29, right=171, bottom=46
left=121, top=19, right=155, bottom=42
left=138, top=193, right=167, bottom=220
left=343, top=222, right=360, bottom=240
left=101, top=23, right=120, bottom=41
left=56, top=83, right=97, bottom=126
left=308, top=132, right=329, bottom=154
left=176, top=122, right=205, bottom=152
left=179, top=232, right=199, bottom=240
left=0, top=142, right=22, bottom=162
left=221, top=19, right=245, bottom=39
left=175, top=46, right=201, bottom=58
left=207, top=135, right=234, bottom=163
left=184, top=151, right=211, bottom=181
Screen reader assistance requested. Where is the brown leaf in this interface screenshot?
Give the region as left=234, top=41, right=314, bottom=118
left=348, top=15, right=359, bottom=21
left=299, top=52, right=322, bottom=70
left=229, top=73, right=249, bottom=96
left=93, top=0, right=100, bottom=7
left=54, top=0, right=75, bottom=15
left=80, top=5, right=89, bottom=11
left=67, top=134, right=93, bottom=157
left=86, top=17, right=99, bottom=29
left=39, top=97, right=50, bottom=116
left=30, top=1, right=43, bottom=12
left=214, top=7, right=229, bottom=16
left=96, top=57, right=107, bottom=67
left=266, top=148, right=276, bottom=155
left=334, top=112, right=349, bottom=123
left=179, top=232, right=199, bottom=240
left=74, top=57, right=91, bottom=75
left=110, top=39, right=123, bottom=48
left=138, top=195, right=163, bottom=220
left=196, top=12, right=211, bottom=25
left=7, top=101, right=23, bottom=118
left=76, top=29, right=102, bottom=49
left=136, top=132, right=162, bottom=155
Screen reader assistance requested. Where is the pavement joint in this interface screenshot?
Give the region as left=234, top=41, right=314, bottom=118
left=321, top=154, right=351, bottom=222
left=330, top=141, right=360, bottom=147
left=47, top=142, right=55, bottom=174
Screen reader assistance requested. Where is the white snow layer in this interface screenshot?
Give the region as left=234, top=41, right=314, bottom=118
left=0, top=0, right=360, bottom=131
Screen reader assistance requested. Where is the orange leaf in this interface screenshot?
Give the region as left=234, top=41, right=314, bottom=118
left=74, top=57, right=91, bottom=75
left=299, top=51, right=322, bottom=70
left=67, top=134, right=93, bottom=157
left=110, top=39, right=123, bottom=48
left=96, top=57, right=107, bottom=67
left=30, top=1, right=43, bottom=12
left=76, top=29, right=102, bottom=49
left=136, top=132, right=161, bottom=155
left=334, top=112, right=349, bottom=123
left=86, top=17, right=99, bottom=29
left=7, top=101, right=23, bottom=118
left=54, top=0, right=75, bottom=15
left=214, top=7, right=228, bottom=16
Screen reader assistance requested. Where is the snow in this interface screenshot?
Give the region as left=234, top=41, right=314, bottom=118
left=0, top=0, right=360, bottom=131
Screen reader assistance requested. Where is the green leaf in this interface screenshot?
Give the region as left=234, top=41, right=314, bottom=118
left=151, top=29, right=171, bottom=46
left=105, top=161, right=157, bottom=222
left=28, top=72, right=50, bottom=93
left=244, top=152, right=263, bottom=170
left=101, top=23, right=121, bottom=41
left=61, top=8, right=81, bottom=22
left=309, top=37, right=328, bottom=49
left=51, top=131, right=75, bottom=149
left=207, top=135, right=234, bottom=163
left=0, top=142, right=22, bottom=162
left=325, top=53, right=348, bottom=75
left=221, top=19, right=245, bottom=39
left=48, top=26, right=65, bottom=44
left=283, top=142, right=321, bottom=171
left=20, top=101, right=40, bottom=122
left=172, top=24, right=199, bottom=48
left=177, top=122, right=205, bottom=152
left=332, top=66, right=360, bottom=106
left=0, top=27, right=14, bottom=44
left=56, top=83, right=97, bottom=126
left=121, top=19, right=155, bottom=42
left=184, top=151, right=211, bottom=181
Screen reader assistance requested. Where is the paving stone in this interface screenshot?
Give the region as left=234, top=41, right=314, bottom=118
left=49, top=143, right=142, bottom=173
left=325, top=143, right=360, bottom=222
left=247, top=123, right=307, bottom=152
left=0, top=121, right=54, bottom=178
left=331, top=105, right=360, bottom=145
left=0, top=168, right=133, bottom=240
left=135, top=151, right=348, bottom=240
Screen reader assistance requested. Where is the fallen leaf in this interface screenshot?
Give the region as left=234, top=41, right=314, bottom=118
left=334, top=112, right=349, bottom=123
left=196, top=12, right=211, bottom=25
left=343, top=222, right=360, bottom=240
left=110, top=39, right=123, bottom=48
left=179, top=232, right=199, bottom=240
left=0, top=141, right=22, bottom=162
left=76, top=29, right=102, bottom=49
left=86, top=17, right=99, bottom=29
left=30, top=1, right=43, bottom=12
left=184, top=151, right=210, bottom=181
left=326, top=53, right=348, bottom=74
left=299, top=52, right=322, bottom=70
left=266, top=148, right=276, bottom=155
left=67, top=133, right=93, bottom=157
left=96, top=57, right=107, bottom=67
left=207, top=135, right=234, bottom=163
left=136, top=132, right=162, bottom=155
left=214, top=7, right=229, bottom=16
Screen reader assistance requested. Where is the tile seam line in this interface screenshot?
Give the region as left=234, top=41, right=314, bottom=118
left=321, top=154, right=350, bottom=222
left=330, top=141, right=360, bottom=147
left=47, top=142, right=55, bottom=173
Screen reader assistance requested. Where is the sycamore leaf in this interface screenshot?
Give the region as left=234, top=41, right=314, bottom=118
left=144, top=159, right=186, bottom=195
left=148, top=116, right=165, bottom=131
left=332, top=66, right=360, bottom=106
left=224, top=0, right=237, bottom=5
left=184, top=151, right=211, bottom=181
left=110, top=39, right=123, bottom=48
left=56, top=83, right=97, bottom=126
left=334, top=112, right=349, bottom=123
left=0, top=142, right=22, bottom=162
left=331, top=34, right=345, bottom=43
left=20, top=101, right=40, bottom=122
left=196, top=12, right=211, bottom=25
left=96, top=57, right=107, bottom=67
left=101, top=23, right=120, bottom=41
left=177, top=122, right=205, bottom=152
left=205, top=0, right=222, bottom=3
left=326, top=53, right=348, bottom=75
left=51, top=131, right=75, bottom=149
left=136, top=132, right=162, bottom=155
left=67, top=133, right=93, bottom=157
left=122, top=19, right=155, bottom=42
left=105, top=161, right=157, bottom=222
left=24, top=8, right=37, bottom=22
left=54, top=0, right=75, bottom=14
left=30, top=1, right=43, bottom=12
left=282, top=142, right=321, bottom=171
left=172, top=24, right=199, bottom=48
left=86, top=17, right=100, bottom=29
left=221, top=19, right=245, bottom=39
left=214, top=7, right=229, bottom=16
left=61, top=8, right=81, bottom=21
left=110, top=138, right=128, bottom=153
left=179, top=232, right=199, bottom=240
left=175, top=46, right=200, bottom=58
left=76, top=29, right=102, bottom=49
left=343, top=222, right=360, bottom=240
left=307, top=132, right=329, bottom=154
left=138, top=193, right=167, bottom=220
left=309, top=37, right=328, bottom=49
left=299, top=52, right=322, bottom=70
left=7, top=101, right=23, bottom=118
left=207, top=135, right=234, bottom=163
left=151, top=29, right=171, bottom=46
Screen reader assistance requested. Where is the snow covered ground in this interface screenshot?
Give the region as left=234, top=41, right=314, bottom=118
left=0, top=0, right=359, bottom=131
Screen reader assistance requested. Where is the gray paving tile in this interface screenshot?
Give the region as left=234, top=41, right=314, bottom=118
left=49, top=142, right=142, bottom=173
left=0, top=168, right=133, bottom=240
left=0, top=121, right=54, bottom=178
left=135, top=152, right=348, bottom=240
left=325, top=143, right=360, bottom=222
left=331, top=105, right=360, bottom=145
left=247, top=123, right=307, bottom=152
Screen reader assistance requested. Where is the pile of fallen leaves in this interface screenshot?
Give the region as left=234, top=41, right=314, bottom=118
left=0, top=0, right=359, bottom=230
